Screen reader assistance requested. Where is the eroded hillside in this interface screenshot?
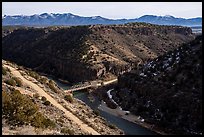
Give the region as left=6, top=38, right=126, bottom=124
left=2, top=23, right=195, bottom=83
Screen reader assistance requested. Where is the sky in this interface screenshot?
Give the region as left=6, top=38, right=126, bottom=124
left=2, top=2, right=202, bottom=19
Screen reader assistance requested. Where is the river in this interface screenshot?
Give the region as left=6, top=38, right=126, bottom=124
left=48, top=76, right=157, bottom=135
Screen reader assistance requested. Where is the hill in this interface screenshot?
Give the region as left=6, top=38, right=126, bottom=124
left=2, top=23, right=195, bottom=83
left=2, top=60, right=124, bottom=135
left=112, top=35, right=202, bottom=135
left=2, top=23, right=195, bottom=82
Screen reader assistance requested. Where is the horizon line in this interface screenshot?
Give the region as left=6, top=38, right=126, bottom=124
left=2, top=13, right=202, bottom=20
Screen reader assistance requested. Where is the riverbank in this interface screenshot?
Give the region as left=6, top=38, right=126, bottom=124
left=98, top=88, right=170, bottom=135
left=37, top=73, right=161, bottom=135
left=98, top=100, right=167, bottom=135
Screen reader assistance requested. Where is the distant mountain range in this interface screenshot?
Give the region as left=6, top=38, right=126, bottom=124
left=2, top=13, right=202, bottom=27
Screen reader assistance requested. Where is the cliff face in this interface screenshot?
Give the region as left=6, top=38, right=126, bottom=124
left=2, top=23, right=195, bottom=83
left=113, top=35, right=202, bottom=135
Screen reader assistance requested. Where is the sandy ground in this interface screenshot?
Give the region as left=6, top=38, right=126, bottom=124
left=3, top=64, right=100, bottom=135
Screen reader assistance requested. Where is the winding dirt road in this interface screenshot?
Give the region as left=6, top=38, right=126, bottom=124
left=3, top=64, right=100, bottom=135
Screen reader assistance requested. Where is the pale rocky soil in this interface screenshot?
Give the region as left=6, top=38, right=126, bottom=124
left=2, top=60, right=124, bottom=135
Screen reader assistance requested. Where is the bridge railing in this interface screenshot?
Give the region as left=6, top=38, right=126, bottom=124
left=65, top=83, right=92, bottom=92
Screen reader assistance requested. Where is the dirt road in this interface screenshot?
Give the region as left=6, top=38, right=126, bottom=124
left=3, top=64, right=100, bottom=135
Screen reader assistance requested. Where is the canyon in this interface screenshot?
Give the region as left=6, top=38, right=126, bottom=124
left=2, top=22, right=202, bottom=135
left=2, top=23, right=195, bottom=83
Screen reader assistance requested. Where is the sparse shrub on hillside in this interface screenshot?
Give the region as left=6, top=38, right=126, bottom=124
left=49, top=80, right=54, bottom=84
left=39, top=77, right=47, bottom=84
left=64, top=94, right=73, bottom=103
left=93, top=109, right=100, bottom=116
left=108, top=123, right=117, bottom=129
left=2, top=67, right=7, bottom=75
left=42, top=118, right=56, bottom=129
left=33, top=93, right=40, bottom=99
left=61, top=127, right=74, bottom=135
left=48, top=81, right=59, bottom=93
left=5, top=78, right=16, bottom=86
left=30, top=112, right=46, bottom=128
left=43, top=100, right=51, bottom=106
left=2, top=90, right=55, bottom=129
left=28, top=71, right=40, bottom=80
left=41, top=96, right=47, bottom=102
left=13, top=77, right=23, bottom=87
left=31, top=112, right=56, bottom=129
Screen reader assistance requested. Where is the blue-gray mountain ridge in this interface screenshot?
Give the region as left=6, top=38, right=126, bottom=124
left=2, top=13, right=202, bottom=27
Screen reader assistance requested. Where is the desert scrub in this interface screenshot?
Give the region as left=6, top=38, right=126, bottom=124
left=43, top=100, right=51, bottom=106
left=28, top=70, right=40, bottom=80
left=93, top=109, right=100, bottom=116
left=39, top=77, right=47, bottom=84
left=48, top=81, right=59, bottom=93
left=108, top=123, right=117, bottom=129
left=49, top=79, right=54, bottom=83
left=2, top=90, right=55, bottom=129
left=13, top=77, right=23, bottom=87
left=41, top=96, right=51, bottom=106
left=64, top=94, right=73, bottom=103
left=5, top=78, right=16, bottom=86
left=61, top=128, right=74, bottom=135
left=41, top=96, right=47, bottom=102
left=33, top=93, right=40, bottom=99
left=31, top=112, right=56, bottom=129
left=2, top=66, right=7, bottom=75
left=41, top=118, right=56, bottom=129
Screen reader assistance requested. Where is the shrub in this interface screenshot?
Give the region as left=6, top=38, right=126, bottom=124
left=119, top=131, right=124, bottom=135
left=61, top=128, right=74, bottom=135
left=48, top=82, right=59, bottom=93
left=31, top=112, right=47, bottom=128
left=41, top=96, right=47, bottom=102
left=2, top=90, right=55, bottom=129
left=93, top=109, right=100, bottom=116
left=5, top=78, right=16, bottom=86
left=29, top=71, right=40, bottom=80
left=33, top=93, right=40, bottom=99
left=13, top=77, right=23, bottom=87
left=64, top=95, right=73, bottom=103
left=108, top=123, right=117, bottom=129
left=2, top=67, right=7, bottom=75
left=39, top=77, right=47, bottom=84
left=49, top=80, right=54, bottom=85
left=43, top=100, right=51, bottom=106
left=42, top=118, right=56, bottom=129
left=3, top=90, right=38, bottom=125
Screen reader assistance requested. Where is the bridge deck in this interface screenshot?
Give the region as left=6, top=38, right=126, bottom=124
left=64, top=84, right=92, bottom=92
left=64, top=79, right=117, bottom=93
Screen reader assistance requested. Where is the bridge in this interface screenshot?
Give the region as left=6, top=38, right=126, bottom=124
left=64, top=79, right=117, bottom=93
